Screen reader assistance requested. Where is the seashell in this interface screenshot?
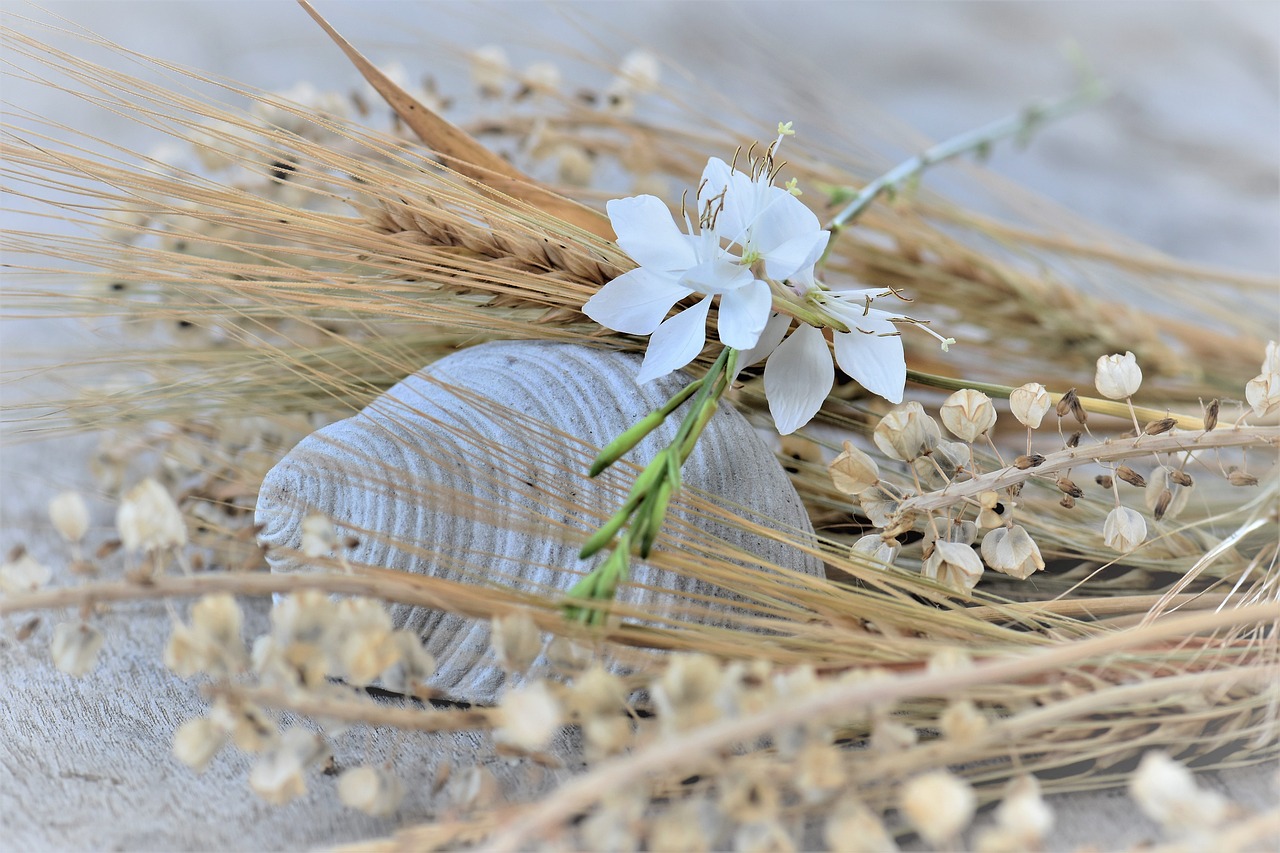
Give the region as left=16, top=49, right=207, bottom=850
left=256, top=340, right=822, bottom=704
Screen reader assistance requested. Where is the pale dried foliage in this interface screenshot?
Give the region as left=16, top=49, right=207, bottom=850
left=2, top=12, right=1278, bottom=852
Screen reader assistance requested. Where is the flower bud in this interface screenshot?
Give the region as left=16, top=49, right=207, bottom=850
left=873, top=402, right=941, bottom=462
left=922, top=541, right=984, bottom=593
left=940, top=389, right=997, bottom=442
left=980, top=525, right=1045, bottom=579
left=1103, top=506, right=1146, bottom=553
left=1095, top=352, right=1142, bottom=399
left=1009, top=382, right=1053, bottom=429
left=49, top=491, right=90, bottom=543
left=829, top=441, right=880, bottom=495
left=116, top=478, right=186, bottom=553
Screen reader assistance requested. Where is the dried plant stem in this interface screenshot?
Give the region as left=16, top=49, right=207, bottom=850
left=476, top=602, right=1280, bottom=852
left=204, top=683, right=495, bottom=732
left=907, top=369, right=1205, bottom=429
left=897, top=426, right=1279, bottom=515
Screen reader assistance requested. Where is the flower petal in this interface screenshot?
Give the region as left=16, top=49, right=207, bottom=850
left=680, top=255, right=753, bottom=295
left=832, top=312, right=905, bottom=403
left=761, top=229, right=829, bottom=282
left=636, top=295, right=712, bottom=384
left=716, top=278, right=772, bottom=350
left=583, top=268, right=687, bottom=334
left=606, top=195, right=696, bottom=272
left=763, top=324, right=834, bottom=434
left=739, top=311, right=792, bottom=369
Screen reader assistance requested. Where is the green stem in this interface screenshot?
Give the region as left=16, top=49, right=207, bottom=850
left=821, top=80, right=1106, bottom=257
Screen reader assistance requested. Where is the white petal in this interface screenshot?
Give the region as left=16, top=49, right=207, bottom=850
left=583, top=268, right=688, bottom=334
left=832, top=312, right=906, bottom=403
left=763, top=324, right=834, bottom=434
left=739, top=312, right=792, bottom=369
left=679, top=255, right=753, bottom=295
left=606, top=195, right=696, bottom=272
left=716, top=279, right=772, bottom=350
left=697, top=158, right=744, bottom=237
left=761, top=229, right=829, bottom=282
left=636, top=296, right=712, bottom=384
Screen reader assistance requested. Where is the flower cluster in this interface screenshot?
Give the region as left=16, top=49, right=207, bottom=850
left=585, top=125, right=933, bottom=434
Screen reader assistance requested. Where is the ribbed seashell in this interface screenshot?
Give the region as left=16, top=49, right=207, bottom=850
left=256, top=341, right=822, bottom=704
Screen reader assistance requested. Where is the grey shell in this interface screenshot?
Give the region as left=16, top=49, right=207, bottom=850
left=255, top=340, right=822, bottom=704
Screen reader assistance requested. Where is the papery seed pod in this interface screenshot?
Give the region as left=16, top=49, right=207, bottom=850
left=0, top=554, right=51, bottom=595
left=1143, top=417, right=1177, bottom=436
left=1228, top=470, right=1259, bottom=487
left=1095, top=474, right=1114, bottom=489
left=1095, top=352, right=1143, bottom=399
left=851, top=534, right=900, bottom=565
left=1009, top=382, right=1052, bottom=429
left=940, top=389, right=997, bottom=442
left=829, top=441, right=880, bottom=495
left=1203, top=399, right=1219, bottom=432
left=1056, top=477, right=1083, bottom=498
left=1116, top=465, right=1146, bottom=488
left=1152, top=489, right=1174, bottom=520
left=116, top=478, right=187, bottom=553
left=1169, top=469, right=1193, bottom=487
left=1145, top=467, right=1193, bottom=520
left=1014, top=454, right=1045, bottom=470
left=256, top=342, right=823, bottom=704
left=1103, top=506, right=1147, bottom=553
left=922, top=541, right=983, bottom=594
left=980, top=525, right=1045, bottom=579
left=51, top=621, right=105, bottom=677
left=49, top=492, right=90, bottom=543
left=1245, top=371, right=1280, bottom=418
left=873, top=402, right=942, bottom=462
left=900, top=771, right=977, bottom=846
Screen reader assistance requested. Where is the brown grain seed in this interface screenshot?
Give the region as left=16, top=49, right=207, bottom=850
left=1116, top=465, right=1146, bottom=488
left=1014, top=454, right=1045, bottom=470
left=1203, top=399, right=1219, bottom=432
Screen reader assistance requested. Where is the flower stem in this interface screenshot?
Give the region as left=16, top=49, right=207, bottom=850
left=566, top=347, right=739, bottom=625
left=821, top=78, right=1106, bottom=249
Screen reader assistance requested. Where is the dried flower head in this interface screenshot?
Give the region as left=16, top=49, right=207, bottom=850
left=0, top=553, right=52, bottom=595
left=825, top=796, right=899, bottom=852
left=873, top=402, right=942, bottom=462
left=1009, top=382, right=1052, bottom=429
left=338, top=765, right=405, bottom=817
left=980, top=525, right=1045, bottom=579
left=496, top=681, right=563, bottom=752
left=48, top=491, right=90, bottom=543
left=51, top=621, right=105, bottom=676
left=900, top=770, right=976, bottom=846
left=940, top=698, right=988, bottom=744
left=491, top=610, right=542, bottom=675
left=1095, top=351, right=1143, bottom=399
left=829, top=441, right=881, bottom=495
left=994, top=775, right=1054, bottom=844
left=1103, top=505, right=1147, bottom=553
left=300, top=513, right=338, bottom=558
left=116, top=478, right=186, bottom=553
left=851, top=534, right=899, bottom=566
left=940, top=388, right=997, bottom=442
left=616, top=49, right=661, bottom=94
left=248, top=727, right=329, bottom=805
left=1245, top=370, right=1280, bottom=418
left=1130, top=751, right=1227, bottom=834
left=1145, top=467, right=1193, bottom=520
left=173, top=716, right=227, bottom=772
left=922, top=541, right=984, bottom=593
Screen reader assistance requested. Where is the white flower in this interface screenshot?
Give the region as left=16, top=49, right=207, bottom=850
left=116, top=478, right=186, bottom=553
left=586, top=143, right=828, bottom=387
left=1103, top=505, right=1147, bottom=553
left=923, top=541, right=984, bottom=593
left=49, top=491, right=90, bottom=543
left=980, top=525, right=1045, bottom=579
left=900, top=771, right=976, bottom=846
left=745, top=287, right=905, bottom=435
left=1095, top=351, right=1142, bottom=399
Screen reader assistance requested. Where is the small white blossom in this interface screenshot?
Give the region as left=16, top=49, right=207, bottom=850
left=1009, top=382, right=1053, bottom=429
left=993, top=775, right=1054, bottom=844
left=300, top=513, right=338, bottom=557
left=49, top=491, right=90, bottom=543
left=1103, top=505, right=1147, bottom=553
left=616, top=49, right=661, bottom=94
left=980, top=525, right=1045, bottom=579
left=900, top=771, right=976, bottom=846
left=940, top=389, right=997, bottom=442
left=51, top=622, right=105, bottom=676
left=1095, top=351, right=1143, bottom=399
left=116, top=478, right=186, bottom=552
left=520, top=61, right=561, bottom=95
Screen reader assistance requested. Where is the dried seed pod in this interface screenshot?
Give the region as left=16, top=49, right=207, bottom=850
left=1143, top=417, right=1177, bottom=436
left=1055, top=477, right=1083, bottom=498
left=1095, top=474, right=1114, bottom=489
left=1103, top=506, right=1147, bottom=552
left=1009, top=382, right=1052, bottom=429
left=1116, top=465, right=1147, bottom=488
left=1059, top=494, right=1076, bottom=510
left=1056, top=388, right=1087, bottom=425
left=1169, top=469, right=1193, bottom=487
left=873, top=401, right=942, bottom=462
left=829, top=441, right=880, bottom=495
left=939, top=389, right=997, bottom=442
left=256, top=342, right=823, bottom=704
left=1203, top=399, right=1219, bottom=432
left=1066, top=431, right=1082, bottom=448
left=1014, top=454, right=1045, bottom=470
left=1152, top=489, right=1174, bottom=520
left=1228, top=470, right=1259, bottom=487
left=1095, top=352, right=1143, bottom=399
